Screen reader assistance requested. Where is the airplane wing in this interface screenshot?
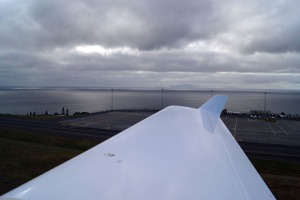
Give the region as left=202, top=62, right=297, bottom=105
left=0, top=96, right=275, bottom=200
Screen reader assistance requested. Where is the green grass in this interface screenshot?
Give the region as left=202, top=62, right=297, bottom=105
left=0, top=129, right=100, bottom=151
left=0, top=137, right=82, bottom=194
left=261, top=173, right=300, bottom=200
left=0, top=128, right=99, bottom=195
left=251, top=159, right=300, bottom=176
left=250, top=159, right=300, bottom=200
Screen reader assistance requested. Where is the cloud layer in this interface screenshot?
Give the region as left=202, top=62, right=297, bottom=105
left=0, top=0, right=300, bottom=89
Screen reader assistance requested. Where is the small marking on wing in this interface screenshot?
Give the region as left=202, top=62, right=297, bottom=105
left=104, top=153, right=115, bottom=157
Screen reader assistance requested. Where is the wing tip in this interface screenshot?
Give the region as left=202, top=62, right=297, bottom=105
left=199, top=95, right=228, bottom=116
left=199, top=95, right=228, bottom=133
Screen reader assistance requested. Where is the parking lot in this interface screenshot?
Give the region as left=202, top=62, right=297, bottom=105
left=61, top=111, right=154, bottom=131
left=222, top=116, right=300, bottom=146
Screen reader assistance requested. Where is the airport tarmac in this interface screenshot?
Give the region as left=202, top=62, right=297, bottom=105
left=61, top=110, right=300, bottom=146
left=61, top=111, right=154, bottom=131
left=223, top=116, right=300, bottom=146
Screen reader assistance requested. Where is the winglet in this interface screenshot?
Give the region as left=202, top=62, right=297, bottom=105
left=199, top=95, right=228, bottom=133
left=199, top=95, right=228, bottom=116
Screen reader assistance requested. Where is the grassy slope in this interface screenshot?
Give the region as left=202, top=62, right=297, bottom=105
left=251, top=159, right=300, bottom=200
left=0, top=129, right=99, bottom=195
left=0, top=137, right=82, bottom=194
left=0, top=128, right=300, bottom=199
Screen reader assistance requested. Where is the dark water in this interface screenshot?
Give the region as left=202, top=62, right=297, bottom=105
left=0, top=88, right=299, bottom=115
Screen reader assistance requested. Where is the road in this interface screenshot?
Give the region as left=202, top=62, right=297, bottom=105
left=0, top=115, right=118, bottom=142
left=239, top=141, right=300, bottom=163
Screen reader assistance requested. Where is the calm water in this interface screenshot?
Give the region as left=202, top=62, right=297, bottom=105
left=0, top=88, right=299, bottom=115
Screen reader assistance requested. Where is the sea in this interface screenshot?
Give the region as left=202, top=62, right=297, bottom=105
left=0, top=87, right=300, bottom=115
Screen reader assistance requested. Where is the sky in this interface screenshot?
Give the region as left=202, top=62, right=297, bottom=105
left=0, top=0, right=300, bottom=90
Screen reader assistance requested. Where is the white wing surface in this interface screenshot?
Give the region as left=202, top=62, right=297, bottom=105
left=0, top=96, right=275, bottom=200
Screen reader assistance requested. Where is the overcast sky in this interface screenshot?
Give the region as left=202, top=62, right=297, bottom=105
left=0, top=0, right=300, bottom=90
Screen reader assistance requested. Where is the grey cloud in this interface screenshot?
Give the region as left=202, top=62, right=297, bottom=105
left=233, top=73, right=300, bottom=89
left=0, top=51, right=55, bottom=70
left=242, top=29, right=300, bottom=54
left=239, top=0, right=300, bottom=54
left=63, top=50, right=300, bottom=74
left=1, top=0, right=300, bottom=90
left=0, top=0, right=225, bottom=51
left=2, top=47, right=300, bottom=86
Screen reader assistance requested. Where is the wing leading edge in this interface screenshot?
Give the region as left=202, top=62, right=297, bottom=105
left=0, top=96, right=275, bottom=200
